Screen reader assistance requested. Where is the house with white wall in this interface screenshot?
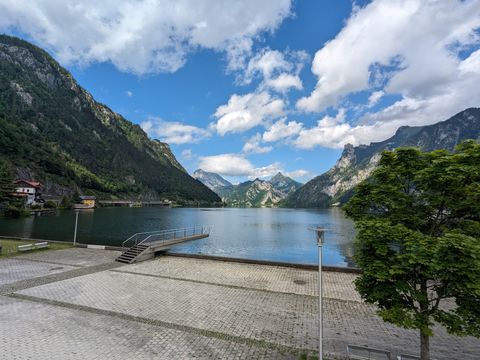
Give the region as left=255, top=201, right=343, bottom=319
left=14, top=180, right=42, bottom=206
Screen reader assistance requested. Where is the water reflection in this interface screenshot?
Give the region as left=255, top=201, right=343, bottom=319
left=0, top=207, right=356, bottom=267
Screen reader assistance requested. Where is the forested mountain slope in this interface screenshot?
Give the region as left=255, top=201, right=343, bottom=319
left=0, top=35, right=220, bottom=203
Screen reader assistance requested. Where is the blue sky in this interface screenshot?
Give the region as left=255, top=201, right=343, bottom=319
left=1, top=0, right=479, bottom=184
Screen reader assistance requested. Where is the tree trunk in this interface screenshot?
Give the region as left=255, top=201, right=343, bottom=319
left=419, top=277, right=431, bottom=360
left=420, top=331, right=430, bottom=360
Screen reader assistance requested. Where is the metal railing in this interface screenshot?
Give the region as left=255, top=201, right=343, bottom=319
left=122, top=225, right=211, bottom=250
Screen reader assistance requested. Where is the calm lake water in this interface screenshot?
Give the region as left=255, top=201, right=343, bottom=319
left=0, top=207, right=356, bottom=267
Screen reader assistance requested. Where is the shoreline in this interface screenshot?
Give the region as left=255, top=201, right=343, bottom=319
left=0, top=235, right=360, bottom=273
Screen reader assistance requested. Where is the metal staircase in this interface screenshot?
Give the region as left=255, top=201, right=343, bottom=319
left=115, top=225, right=211, bottom=264
left=115, top=244, right=149, bottom=264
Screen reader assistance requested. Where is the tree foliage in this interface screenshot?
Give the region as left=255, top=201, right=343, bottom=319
left=344, top=141, right=480, bottom=359
left=0, top=158, right=26, bottom=217
left=0, top=158, right=15, bottom=204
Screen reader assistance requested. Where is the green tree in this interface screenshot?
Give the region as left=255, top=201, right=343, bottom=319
left=72, top=190, right=82, bottom=204
left=0, top=158, right=16, bottom=208
left=43, top=200, right=57, bottom=209
left=344, top=142, right=480, bottom=360
left=60, top=195, right=72, bottom=209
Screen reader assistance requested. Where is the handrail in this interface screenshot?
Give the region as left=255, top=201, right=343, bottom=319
left=122, top=225, right=211, bottom=251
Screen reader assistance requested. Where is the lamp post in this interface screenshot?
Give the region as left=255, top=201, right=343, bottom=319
left=311, top=227, right=325, bottom=360
left=73, top=210, right=79, bottom=246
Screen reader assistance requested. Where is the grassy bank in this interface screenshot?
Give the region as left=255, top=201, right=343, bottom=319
left=0, top=239, right=72, bottom=259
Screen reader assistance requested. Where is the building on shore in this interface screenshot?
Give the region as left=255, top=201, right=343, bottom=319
left=73, top=195, right=96, bottom=209
left=13, top=180, right=43, bottom=206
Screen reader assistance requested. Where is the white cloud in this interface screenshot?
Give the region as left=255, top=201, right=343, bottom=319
left=199, top=153, right=281, bottom=178
left=285, top=169, right=310, bottom=180
left=217, top=48, right=305, bottom=137
left=125, top=90, right=133, bottom=97
left=252, top=162, right=283, bottom=178
left=141, top=118, right=209, bottom=145
left=294, top=109, right=358, bottom=149
left=297, top=0, right=480, bottom=113
left=198, top=154, right=253, bottom=176
left=239, top=48, right=308, bottom=92
left=225, top=38, right=254, bottom=73
left=367, top=90, right=384, bottom=107
left=262, top=118, right=303, bottom=142
left=181, top=149, right=194, bottom=160
left=244, top=49, right=307, bottom=82
left=243, top=133, right=273, bottom=154
left=211, top=92, right=285, bottom=135
left=265, top=73, right=303, bottom=93
left=243, top=49, right=291, bottom=83
left=0, top=0, right=292, bottom=75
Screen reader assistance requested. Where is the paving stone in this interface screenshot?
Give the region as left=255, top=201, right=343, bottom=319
left=0, top=295, right=294, bottom=360
left=0, top=261, right=122, bottom=296
left=118, top=256, right=361, bottom=301
left=17, top=271, right=318, bottom=350
left=3, top=251, right=479, bottom=359
left=0, top=258, right=77, bottom=286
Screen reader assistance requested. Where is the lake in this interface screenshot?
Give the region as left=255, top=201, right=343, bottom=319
left=0, top=207, right=356, bottom=267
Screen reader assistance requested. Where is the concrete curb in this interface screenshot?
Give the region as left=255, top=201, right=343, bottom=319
left=166, top=252, right=361, bottom=273
left=0, top=236, right=123, bottom=251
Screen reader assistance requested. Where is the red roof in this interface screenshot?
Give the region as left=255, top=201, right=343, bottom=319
left=80, top=196, right=96, bottom=200
left=15, top=180, right=41, bottom=188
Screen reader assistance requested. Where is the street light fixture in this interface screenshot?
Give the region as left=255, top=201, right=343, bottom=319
left=310, top=227, right=326, bottom=360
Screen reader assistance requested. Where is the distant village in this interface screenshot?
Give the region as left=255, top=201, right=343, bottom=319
left=13, top=179, right=96, bottom=212
left=12, top=179, right=173, bottom=214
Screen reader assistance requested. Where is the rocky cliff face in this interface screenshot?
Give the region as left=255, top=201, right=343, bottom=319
left=284, top=108, right=480, bottom=208
left=0, top=35, right=220, bottom=203
left=193, top=169, right=232, bottom=192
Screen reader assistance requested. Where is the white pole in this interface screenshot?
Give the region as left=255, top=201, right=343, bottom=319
left=73, top=210, right=79, bottom=246
left=318, top=239, right=323, bottom=360
left=315, top=228, right=325, bottom=360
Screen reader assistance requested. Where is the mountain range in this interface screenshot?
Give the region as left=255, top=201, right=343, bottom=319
left=283, top=108, right=480, bottom=208
left=0, top=35, right=220, bottom=204
left=2, top=35, right=478, bottom=209
left=193, top=171, right=302, bottom=207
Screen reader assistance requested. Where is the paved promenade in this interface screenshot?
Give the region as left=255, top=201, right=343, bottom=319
left=0, top=248, right=478, bottom=359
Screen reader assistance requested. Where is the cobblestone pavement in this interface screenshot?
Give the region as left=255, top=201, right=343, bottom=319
left=118, top=256, right=360, bottom=301
left=17, top=270, right=319, bottom=350
left=2, top=251, right=480, bottom=359
left=0, top=261, right=122, bottom=296
left=0, top=295, right=295, bottom=360
left=16, top=247, right=121, bottom=267
left=0, top=258, right=77, bottom=286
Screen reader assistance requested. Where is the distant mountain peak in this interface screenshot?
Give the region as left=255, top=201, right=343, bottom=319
left=193, top=169, right=232, bottom=191
left=270, top=172, right=302, bottom=189
left=195, top=170, right=302, bottom=208
left=270, top=172, right=286, bottom=181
